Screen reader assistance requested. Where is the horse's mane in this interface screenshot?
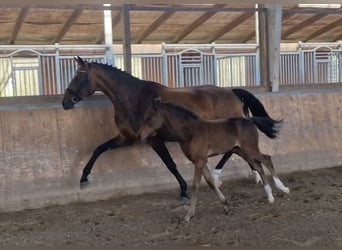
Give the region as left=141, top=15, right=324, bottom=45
left=89, top=62, right=152, bottom=84
left=159, top=102, right=199, bottom=120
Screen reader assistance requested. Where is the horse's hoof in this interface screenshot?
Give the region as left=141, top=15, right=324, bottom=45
left=80, top=180, right=89, bottom=189
left=179, top=195, right=190, bottom=203
left=184, top=214, right=192, bottom=222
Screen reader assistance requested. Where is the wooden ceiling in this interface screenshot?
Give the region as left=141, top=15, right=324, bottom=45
left=0, top=3, right=341, bottom=45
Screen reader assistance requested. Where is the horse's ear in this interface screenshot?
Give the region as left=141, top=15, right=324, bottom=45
left=152, top=97, right=161, bottom=109
left=74, top=56, right=85, bottom=67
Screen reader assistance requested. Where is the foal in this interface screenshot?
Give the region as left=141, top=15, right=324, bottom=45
left=139, top=99, right=289, bottom=222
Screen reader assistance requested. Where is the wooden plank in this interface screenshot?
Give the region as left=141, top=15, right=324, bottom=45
left=206, top=12, right=254, bottom=43
left=282, top=13, right=329, bottom=39
left=53, top=8, right=83, bottom=43
left=9, top=7, right=29, bottom=44
left=172, top=4, right=226, bottom=43
left=303, top=17, right=342, bottom=42
left=242, top=10, right=295, bottom=43
left=136, top=8, right=178, bottom=44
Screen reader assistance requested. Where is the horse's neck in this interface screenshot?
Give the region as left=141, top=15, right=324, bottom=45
left=93, top=67, right=163, bottom=133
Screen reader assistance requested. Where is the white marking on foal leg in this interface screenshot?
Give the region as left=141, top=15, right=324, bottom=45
left=273, top=176, right=290, bottom=194
left=264, top=184, right=274, bottom=203
left=253, top=170, right=263, bottom=185
left=212, top=169, right=223, bottom=187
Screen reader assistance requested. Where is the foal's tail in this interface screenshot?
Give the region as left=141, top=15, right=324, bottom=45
left=232, top=88, right=272, bottom=118
left=251, top=117, right=283, bottom=139
left=232, top=88, right=284, bottom=138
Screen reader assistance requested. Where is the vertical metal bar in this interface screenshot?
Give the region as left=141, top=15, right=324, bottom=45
left=54, top=45, right=62, bottom=94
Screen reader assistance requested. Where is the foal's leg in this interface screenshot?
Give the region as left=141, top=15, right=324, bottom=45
left=202, top=165, right=229, bottom=214
left=233, top=149, right=275, bottom=203
left=147, top=137, right=189, bottom=201
left=185, top=161, right=205, bottom=222
left=213, top=150, right=263, bottom=186
left=261, top=154, right=290, bottom=194
left=80, top=136, right=135, bottom=188
left=212, top=151, right=232, bottom=187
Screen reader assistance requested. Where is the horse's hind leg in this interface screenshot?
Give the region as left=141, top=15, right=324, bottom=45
left=233, top=148, right=275, bottom=203
left=261, top=154, right=290, bottom=194
left=148, top=137, right=189, bottom=201
left=203, top=165, right=229, bottom=214
left=213, top=150, right=262, bottom=187
left=80, top=136, right=134, bottom=188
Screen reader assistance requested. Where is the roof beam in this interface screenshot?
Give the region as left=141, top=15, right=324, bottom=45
left=207, top=12, right=254, bottom=43
left=282, top=13, right=329, bottom=39
left=303, top=17, right=342, bottom=42
left=172, top=4, right=225, bottom=43
left=9, top=7, right=29, bottom=45
left=53, top=8, right=83, bottom=43
left=136, top=7, right=178, bottom=43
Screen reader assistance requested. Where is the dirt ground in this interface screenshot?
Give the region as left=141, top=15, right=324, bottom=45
left=0, top=166, right=342, bottom=247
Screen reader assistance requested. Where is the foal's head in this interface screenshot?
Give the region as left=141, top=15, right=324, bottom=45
left=138, top=98, right=164, bottom=140
left=139, top=98, right=199, bottom=140
left=62, top=57, right=96, bottom=110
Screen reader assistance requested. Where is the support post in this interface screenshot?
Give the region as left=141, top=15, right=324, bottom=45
left=267, top=4, right=282, bottom=92
left=121, top=4, right=132, bottom=73
left=258, top=5, right=269, bottom=89
left=103, top=4, right=114, bottom=66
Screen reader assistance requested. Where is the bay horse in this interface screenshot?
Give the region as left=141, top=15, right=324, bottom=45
left=138, top=99, right=289, bottom=222
left=62, top=56, right=282, bottom=201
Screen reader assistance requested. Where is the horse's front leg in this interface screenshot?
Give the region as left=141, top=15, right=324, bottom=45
left=80, top=135, right=135, bottom=188
left=212, top=151, right=233, bottom=187
left=185, top=160, right=204, bottom=222
left=147, top=137, right=189, bottom=201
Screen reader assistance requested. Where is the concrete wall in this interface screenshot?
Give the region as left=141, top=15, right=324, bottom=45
left=1, top=89, right=342, bottom=212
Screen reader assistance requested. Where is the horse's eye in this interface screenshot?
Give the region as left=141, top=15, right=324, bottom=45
left=146, top=116, right=154, bottom=122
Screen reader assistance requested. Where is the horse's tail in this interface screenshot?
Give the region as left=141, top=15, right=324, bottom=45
left=251, top=117, right=283, bottom=139
left=232, top=88, right=271, bottom=118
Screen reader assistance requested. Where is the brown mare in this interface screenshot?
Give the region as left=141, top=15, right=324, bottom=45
left=138, top=99, right=289, bottom=222
left=62, top=57, right=282, bottom=201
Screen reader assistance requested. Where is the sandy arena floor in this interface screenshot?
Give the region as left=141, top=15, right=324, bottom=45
left=0, top=166, right=342, bottom=246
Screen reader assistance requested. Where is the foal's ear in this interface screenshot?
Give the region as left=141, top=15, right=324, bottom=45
left=74, top=56, right=85, bottom=68
left=152, top=97, right=161, bottom=109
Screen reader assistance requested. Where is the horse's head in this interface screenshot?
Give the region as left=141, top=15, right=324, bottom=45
left=62, top=56, right=95, bottom=110
left=138, top=98, right=163, bottom=140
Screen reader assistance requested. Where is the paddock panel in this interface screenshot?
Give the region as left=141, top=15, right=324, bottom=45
left=1, top=89, right=342, bottom=211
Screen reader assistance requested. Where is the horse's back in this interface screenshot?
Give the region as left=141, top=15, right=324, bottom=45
left=159, top=85, right=244, bottom=119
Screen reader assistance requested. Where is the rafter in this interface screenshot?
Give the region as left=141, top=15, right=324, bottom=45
left=282, top=13, right=329, bottom=39
left=53, top=8, right=83, bottom=44
left=207, top=12, right=254, bottom=43
left=136, top=7, right=179, bottom=44
left=172, top=4, right=225, bottom=43
left=9, top=7, right=29, bottom=45
left=303, top=17, right=342, bottom=42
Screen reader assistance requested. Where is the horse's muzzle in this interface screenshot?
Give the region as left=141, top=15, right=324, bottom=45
left=62, top=100, right=75, bottom=110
